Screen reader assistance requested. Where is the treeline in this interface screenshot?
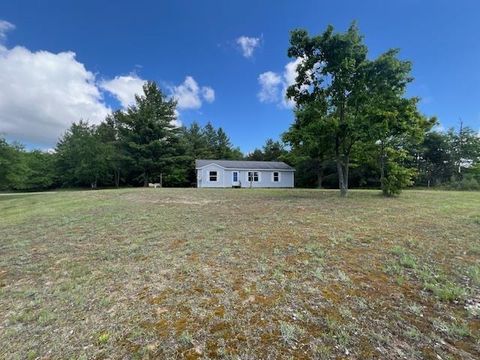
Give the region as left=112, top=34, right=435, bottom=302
left=0, top=82, right=242, bottom=190
left=1, top=24, right=480, bottom=194
left=280, top=127, right=480, bottom=191
left=279, top=22, right=480, bottom=196
left=1, top=111, right=479, bottom=192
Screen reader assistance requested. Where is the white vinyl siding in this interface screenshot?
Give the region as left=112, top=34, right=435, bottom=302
left=197, top=164, right=294, bottom=188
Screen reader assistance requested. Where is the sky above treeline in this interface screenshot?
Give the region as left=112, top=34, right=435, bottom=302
left=0, top=0, right=479, bottom=152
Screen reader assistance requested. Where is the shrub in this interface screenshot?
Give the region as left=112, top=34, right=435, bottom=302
left=383, top=162, right=415, bottom=196
left=446, top=175, right=480, bottom=191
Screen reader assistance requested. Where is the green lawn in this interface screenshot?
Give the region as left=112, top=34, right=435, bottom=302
left=1, top=189, right=479, bottom=359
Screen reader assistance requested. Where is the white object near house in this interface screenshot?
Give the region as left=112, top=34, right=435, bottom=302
left=195, top=159, right=295, bottom=188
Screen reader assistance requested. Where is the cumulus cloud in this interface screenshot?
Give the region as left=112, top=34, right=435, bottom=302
left=100, top=75, right=146, bottom=108
left=257, top=57, right=304, bottom=108
left=0, top=21, right=211, bottom=147
left=171, top=76, right=215, bottom=109
left=257, top=71, right=282, bottom=103
left=201, top=86, right=215, bottom=103
left=0, top=44, right=111, bottom=146
left=0, top=20, right=15, bottom=43
left=236, top=36, right=261, bottom=58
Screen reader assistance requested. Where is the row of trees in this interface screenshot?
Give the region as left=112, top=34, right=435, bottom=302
left=2, top=122, right=478, bottom=192
left=219, top=23, right=480, bottom=195
left=280, top=127, right=480, bottom=191
left=56, top=82, right=243, bottom=188
left=414, top=126, right=480, bottom=189
left=1, top=23, right=479, bottom=195
left=0, top=82, right=242, bottom=190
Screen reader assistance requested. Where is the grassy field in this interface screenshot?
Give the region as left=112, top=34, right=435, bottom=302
left=0, top=189, right=479, bottom=359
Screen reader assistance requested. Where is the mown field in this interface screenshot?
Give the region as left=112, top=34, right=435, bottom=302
left=0, top=189, right=479, bottom=359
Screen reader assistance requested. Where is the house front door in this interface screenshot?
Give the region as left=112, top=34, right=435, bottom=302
left=232, top=171, right=240, bottom=187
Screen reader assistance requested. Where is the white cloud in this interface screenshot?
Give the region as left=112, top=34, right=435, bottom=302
left=171, top=76, right=215, bottom=109
left=0, top=44, right=111, bottom=146
left=281, top=57, right=304, bottom=108
left=201, top=86, right=215, bottom=103
left=0, top=20, right=15, bottom=43
left=236, top=36, right=260, bottom=58
left=100, top=75, right=146, bottom=108
left=283, top=57, right=303, bottom=88
left=0, top=21, right=206, bottom=147
left=257, top=71, right=282, bottom=103
left=257, top=58, right=304, bottom=108
left=172, top=109, right=182, bottom=128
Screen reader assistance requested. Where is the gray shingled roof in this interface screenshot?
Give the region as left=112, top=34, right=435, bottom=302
left=195, top=159, right=294, bottom=170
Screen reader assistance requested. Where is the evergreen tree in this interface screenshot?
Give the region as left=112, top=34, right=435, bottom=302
left=114, top=81, right=181, bottom=186
left=55, top=121, right=110, bottom=188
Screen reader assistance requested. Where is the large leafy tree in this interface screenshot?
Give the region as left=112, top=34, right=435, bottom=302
left=287, top=23, right=371, bottom=196
left=417, top=131, right=454, bottom=186
left=411, top=127, right=480, bottom=188
left=286, top=22, right=430, bottom=196
left=21, top=150, right=55, bottom=190
left=114, top=81, right=181, bottom=186
left=283, top=103, right=334, bottom=188
left=364, top=50, right=435, bottom=195
left=0, top=136, right=55, bottom=190
left=0, top=137, right=28, bottom=190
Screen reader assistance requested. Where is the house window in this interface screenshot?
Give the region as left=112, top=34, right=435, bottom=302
left=273, top=172, right=280, bottom=182
left=248, top=171, right=259, bottom=182
left=209, top=171, right=217, bottom=182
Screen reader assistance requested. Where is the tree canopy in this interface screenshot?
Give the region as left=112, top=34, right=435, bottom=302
left=1, top=25, right=478, bottom=194
left=285, top=22, right=435, bottom=196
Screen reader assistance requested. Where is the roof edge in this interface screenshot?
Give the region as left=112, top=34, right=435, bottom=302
left=195, top=159, right=294, bottom=171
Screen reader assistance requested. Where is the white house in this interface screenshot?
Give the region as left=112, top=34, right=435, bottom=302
left=195, top=159, right=295, bottom=188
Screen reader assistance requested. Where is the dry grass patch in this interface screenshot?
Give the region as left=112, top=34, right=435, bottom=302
left=0, top=188, right=479, bottom=359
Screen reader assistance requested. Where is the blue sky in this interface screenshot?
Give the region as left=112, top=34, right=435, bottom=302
left=0, top=0, right=479, bottom=152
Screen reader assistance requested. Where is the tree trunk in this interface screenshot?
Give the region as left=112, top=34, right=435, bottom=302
left=336, top=104, right=349, bottom=197
left=114, top=168, right=120, bottom=188
left=91, top=175, right=97, bottom=190
left=317, top=168, right=323, bottom=189
left=336, top=158, right=348, bottom=197
left=343, top=156, right=349, bottom=197
left=379, top=142, right=387, bottom=196
left=335, top=141, right=349, bottom=197
left=143, top=172, right=148, bottom=187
